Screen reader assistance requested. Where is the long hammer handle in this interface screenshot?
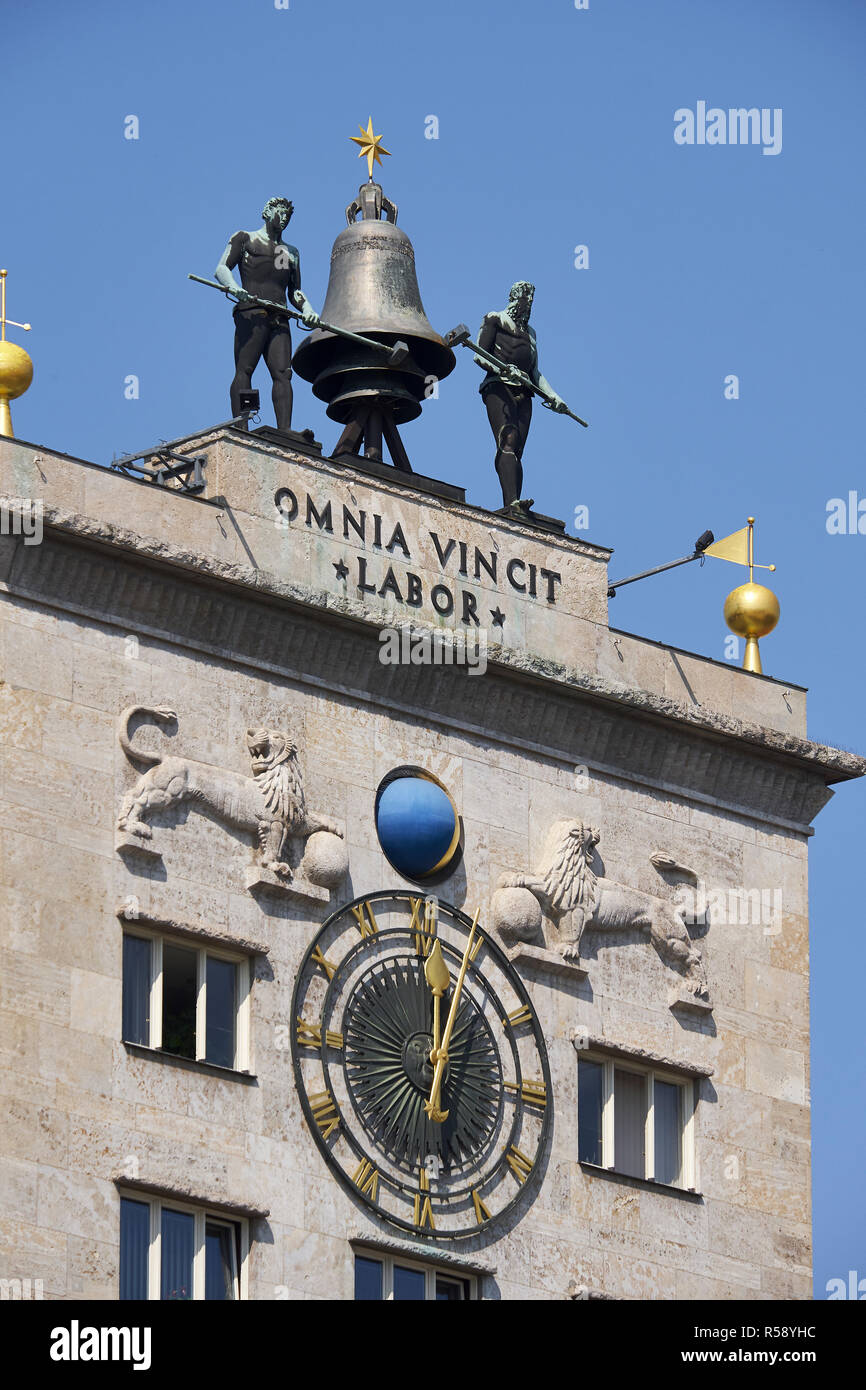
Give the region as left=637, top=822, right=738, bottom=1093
left=446, top=322, right=588, bottom=427
left=188, top=275, right=408, bottom=365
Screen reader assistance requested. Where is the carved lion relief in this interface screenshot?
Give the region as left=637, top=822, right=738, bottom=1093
left=115, top=705, right=346, bottom=894
left=493, top=819, right=711, bottom=1008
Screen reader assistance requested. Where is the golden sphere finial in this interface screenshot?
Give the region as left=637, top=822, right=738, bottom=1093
left=706, top=516, right=779, bottom=674
left=724, top=581, right=780, bottom=674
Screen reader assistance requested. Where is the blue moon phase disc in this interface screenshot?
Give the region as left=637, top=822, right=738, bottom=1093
left=375, top=773, right=460, bottom=880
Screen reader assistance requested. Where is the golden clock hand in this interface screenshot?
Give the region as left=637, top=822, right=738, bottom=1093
left=424, top=939, right=450, bottom=1059
left=424, top=909, right=480, bottom=1122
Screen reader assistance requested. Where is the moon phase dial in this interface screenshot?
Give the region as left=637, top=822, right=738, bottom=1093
left=291, top=891, right=552, bottom=1240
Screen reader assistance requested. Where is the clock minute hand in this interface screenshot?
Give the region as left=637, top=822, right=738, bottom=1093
left=424, top=909, right=480, bottom=1123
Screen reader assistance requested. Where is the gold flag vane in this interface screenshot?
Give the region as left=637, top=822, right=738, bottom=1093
left=350, top=117, right=392, bottom=180
left=704, top=517, right=779, bottom=674
left=0, top=269, right=33, bottom=438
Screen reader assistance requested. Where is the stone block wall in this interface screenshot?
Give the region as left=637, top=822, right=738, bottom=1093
left=0, top=575, right=816, bottom=1299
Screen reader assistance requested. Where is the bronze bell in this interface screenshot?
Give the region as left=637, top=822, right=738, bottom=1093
left=292, top=181, right=455, bottom=471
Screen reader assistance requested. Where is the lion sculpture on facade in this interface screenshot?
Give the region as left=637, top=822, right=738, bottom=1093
left=116, top=705, right=342, bottom=879
left=498, top=819, right=710, bottom=1001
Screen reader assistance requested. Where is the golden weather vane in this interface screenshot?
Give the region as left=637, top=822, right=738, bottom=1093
left=704, top=517, right=779, bottom=674
left=350, top=117, right=391, bottom=180
left=0, top=269, right=33, bottom=438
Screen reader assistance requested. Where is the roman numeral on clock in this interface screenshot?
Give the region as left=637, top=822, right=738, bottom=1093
left=296, top=1017, right=343, bottom=1050
left=505, top=1145, right=534, bottom=1184
left=502, top=1004, right=533, bottom=1029
left=471, top=1189, right=491, bottom=1224
left=413, top=1193, right=435, bottom=1230
left=351, top=1158, right=379, bottom=1201
left=504, top=1078, right=547, bottom=1107
left=308, top=1091, right=340, bottom=1139
left=413, top=1165, right=435, bottom=1229
left=351, top=901, right=379, bottom=939
left=410, top=896, right=437, bottom=958
left=310, top=946, right=337, bottom=981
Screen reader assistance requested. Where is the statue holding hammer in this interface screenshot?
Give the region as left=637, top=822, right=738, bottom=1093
left=475, top=281, right=573, bottom=517
left=214, top=196, right=319, bottom=432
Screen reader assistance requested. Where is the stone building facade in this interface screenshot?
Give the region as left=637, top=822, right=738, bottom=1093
left=0, top=424, right=861, bottom=1300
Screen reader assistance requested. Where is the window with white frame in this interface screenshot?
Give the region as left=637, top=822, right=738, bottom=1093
left=122, top=931, right=251, bottom=1071
left=119, top=1192, right=248, bottom=1300
left=354, top=1250, right=475, bottom=1301
left=577, top=1053, right=696, bottom=1190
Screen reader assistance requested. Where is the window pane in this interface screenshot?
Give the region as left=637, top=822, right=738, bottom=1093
left=614, top=1068, right=646, bottom=1179
left=435, top=1276, right=467, bottom=1301
left=578, top=1059, right=603, bottom=1164
left=122, top=936, right=151, bottom=1046
left=162, top=944, right=197, bottom=1059
left=393, top=1264, right=426, bottom=1300
left=160, top=1207, right=194, bottom=1301
left=206, top=957, right=236, bottom=1068
left=205, top=1222, right=236, bottom=1300
left=119, top=1197, right=150, bottom=1300
left=654, top=1080, right=682, bottom=1186
left=354, top=1255, right=383, bottom=1300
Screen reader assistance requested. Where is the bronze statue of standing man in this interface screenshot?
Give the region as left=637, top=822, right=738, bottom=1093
left=215, top=197, right=319, bottom=431
left=476, top=281, right=568, bottom=517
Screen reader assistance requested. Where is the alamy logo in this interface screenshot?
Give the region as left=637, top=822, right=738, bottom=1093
left=0, top=496, right=43, bottom=545
left=826, top=492, right=866, bottom=535
left=674, top=880, right=782, bottom=930
left=674, top=103, right=782, bottom=156
left=378, top=625, right=488, bottom=676
left=0, top=1277, right=43, bottom=1299
left=826, top=1270, right=866, bottom=1300
left=50, top=1320, right=151, bottom=1371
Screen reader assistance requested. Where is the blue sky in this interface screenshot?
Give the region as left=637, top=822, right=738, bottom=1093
left=5, top=0, right=865, bottom=1295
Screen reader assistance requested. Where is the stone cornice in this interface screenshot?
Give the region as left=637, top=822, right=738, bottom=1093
left=573, top=1032, right=714, bottom=1079
left=116, top=905, right=270, bottom=956
left=348, top=1232, right=496, bottom=1277
left=2, top=517, right=863, bottom=830
left=24, top=508, right=866, bottom=778
left=114, top=1175, right=269, bottom=1220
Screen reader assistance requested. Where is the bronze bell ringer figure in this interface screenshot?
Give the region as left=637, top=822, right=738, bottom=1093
left=476, top=282, right=567, bottom=518
left=446, top=286, right=587, bottom=521
left=213, top=196, right=320, bottom=432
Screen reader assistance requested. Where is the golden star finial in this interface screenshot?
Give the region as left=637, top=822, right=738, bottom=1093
left=350, top=117, right=391, bottom=180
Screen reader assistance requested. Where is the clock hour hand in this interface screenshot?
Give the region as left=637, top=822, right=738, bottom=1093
left=424, top=909, right=480, bottom=1123
left=424, top=939, right=450, bottom=1061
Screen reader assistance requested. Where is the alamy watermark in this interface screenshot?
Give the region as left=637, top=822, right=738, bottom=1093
left=674, top=879, right=782, bottom=933
left=0, top=1277, right=44, bottom=1299
left=50, top=1323, right=151, bottom=1370
left=826, top=1270, right=866, bottom=1299
left=826, top=492, right=866, bottom=535
left=674, top=103, right=782, bottom=157
left=0, top=496, right=42, bottom=544
left=378, top=625, right=488, bottom=676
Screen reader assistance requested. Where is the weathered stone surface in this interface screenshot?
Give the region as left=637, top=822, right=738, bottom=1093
left=245, top=867, right=329, bottom=901
left=745, top=1038, right=806, bottom=1105
left=0, top=428, right=853, bottom=1301
left=491, top=884, right=543, bottom=941
left=299, top=830, right=349, bottom=889
left=2, top=519, right=860, bottom=830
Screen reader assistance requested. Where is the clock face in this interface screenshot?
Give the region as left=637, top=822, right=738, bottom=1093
left=291, top=891, right=551, bottom=1240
